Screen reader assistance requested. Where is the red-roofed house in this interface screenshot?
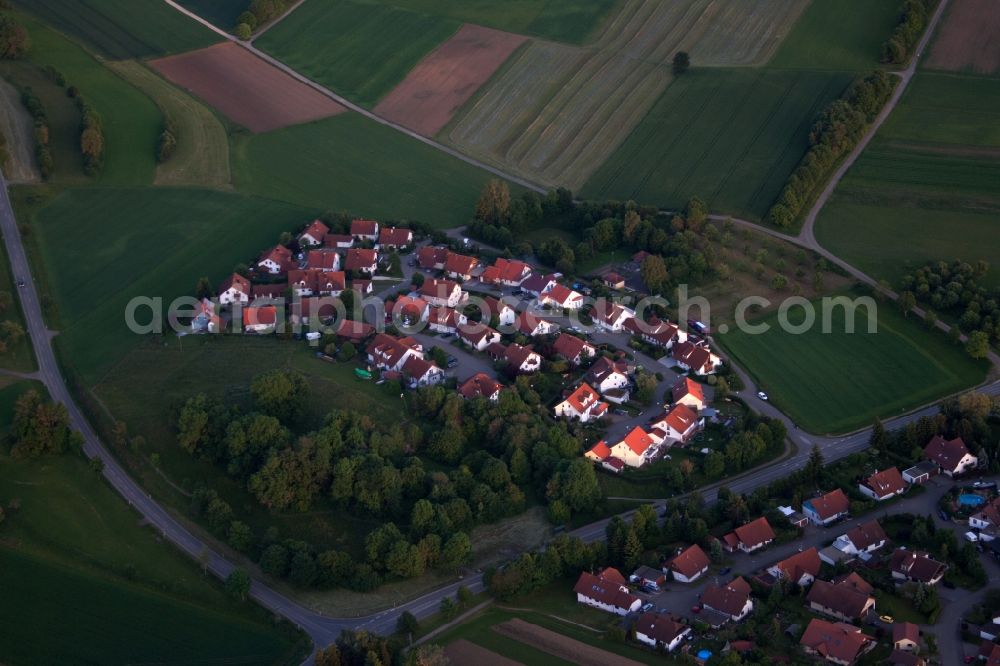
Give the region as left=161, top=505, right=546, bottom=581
left=444, top=252, right=478, bottom=280
left=585, top=440, right=611, bottom=463
left=481, top=258, right=531, bottom=286
left=892, top=622, right=920, bottom=653
left=859, top=467, right=906, bottom=501
left=420, top=278, right=465, bottom=308
left=388, top=295, right=430, bottom=324
left=324, top=233, right=354, bottom=249
left=366, top=333, right=423, bottom=372
left=800, top=619, right=875, bottom=665
left=416, top=246, right=448, bottom=271
left=307, top=249, right=342, bottom=272
left=667, top=544, right=710, bottom=583
left=593, top=301, right=635, bottom=332
left=890, top=549, right=947, bottom=585
left=610, top=427, right=657, bottom=468
left=552, top=333, right=596, bottom=366
left=807, top=578, right=875, bottom=622
left=554, top=383, right=608, bottom=423
left=377, top=226, right=413, bottom=250
left=291, top=297, right=340, bottom=325
left=344, top=248, right=378, bottom=274
left=650, top=404, right=703, bottom=444
left=251, top=283, right=287, bottom=300
left=427, top=307, right=466, bottom=334
left=603, top=272, right=625, bottom=290
left=350, top=219, right=379, bottom=240
left=582, top=357, right=630, bottom=394
left=503, top=343, right=541, bottom=374
left=701, top=577, right=754, bottom=623
left=722, top=517, right=775, bottom=553
left=458, top=324, right=501, bottom=351
left=540, top=283, right=583, bottom=310
left=626, top=317, right=685, bottom=349
left=832, top=520, right=888, bottom=557
left=335, top=319, right=374, bottom=343
left=768, top=547, right=822, bottom=586
left=257, top=245, right=293, bottom=275
left=289, top=269, right=345, bottom=297
left=515, top=310, right=559, bottom=337
left=521, top=273, right=558, bottom=297
left=401, top=356, right=444, bottom=388
left=218, top=273, right=251, bottom=305
left=573, top=569, right=640, bottom=616
left=298, top=219, right=329, bottom=247
left=242, top=305, right=277, bottom=334
left=924, top=435, right=977, bottom=476
left=672, top=340, right=721, bottom=375
left=635, top=612, right=690, bottom=652
left=480, top=296, right=516, bottom=328
left=671, top=377, right=706, bottom=411
left=458, top=373, right=504, bottom=402
left=804, top=489, right=850, bottom=526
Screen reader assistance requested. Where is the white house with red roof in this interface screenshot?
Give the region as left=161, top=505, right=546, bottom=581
left=481, top=258, right=531, bottom=286
left=427, top=307, right=466, bottom=334
left=650, top=403, right=703, bottom=444
left=610, top=427, right=657, bottom=467
left=218, top=273, right=251, bottom=305
left=667, top=544, right=710, bottom=583
left=388, top=295, right=430, bottom=324
left=554, top=383, right=608, bottom=423
left=416, top=246, right=448, bottom=271
left=344, top=248, right=378, bottom=274
left=350, top=218, right=379, bottom=240
left=573, top=568, right=640, bottom=616
left=481, top=296, right=516, bottom=327
left=540, top=284, right=584, bottom=310
left=366, top=333, right=423, bottom=372
left=803, top=489, right=850, bottom=526
left=515, top=311, right=559, bottom=337
left=635, top=612, right=691, bottom=652
left=552, top=333, right=596, bottom=365
left=306, top=249, right=341, bottom=272
left=671, top=377, right=706, bottom=411
left=924, top=435, right=977, bottom=476
left=242, top=305, right=277, bottom=334
left=420, top=278, right=465, bottom=308
left=324, top=233, right=354, bottom=249
left=626, top=317, right=685, bottom=349
left=768, top=547, right=822, bottom=586
left=502, top=342, right=542, bottom=374
left=298, top=219, right=329, bottom=247
left=444, top=252, right=479, bottom=280
left=582, top=357, right=630, bottom=394
left=584, top=440, right=625, bottom=474
left=288, top=269, right=345, bottom=297
left=800, top=619, right=875, bottom=665
left=459, top=324, right=502, bottom=351
left=377, top=226, right=413, bottom=250
left=721, top=516, right=775, bottom=554
left=401, top=356, right=444, bottom=388
left=256, top=245, right=293, bottom=275
left=672, top=340, right=721, bottom=375
left=458, top=373, right=504, bottom=402
left=593, top=302, right=635, bottom=332
left=521, top=273, right=558, bottom=297
left=859, top=467, right=907, bottom=501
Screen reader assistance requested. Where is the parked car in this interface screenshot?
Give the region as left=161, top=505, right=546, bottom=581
left=757, top=391, right=769, bottom=401
left=939, top=510, right=951, bottom=522
left=16, top=278, right=25, bottom=287
left=719, top=567, right=731, bottom=576
left=446, top=356, right=459, bottom=368
left=691, top=605, right=701, bottom=614
left=641, top=602, right=654, bottom=613
left=879, top=614, right=894, bottom=623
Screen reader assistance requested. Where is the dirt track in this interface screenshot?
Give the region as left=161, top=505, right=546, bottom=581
left=444, top=639, right=523, bottom=666
left=150, top=42, right=346, bottom=133
left=494, top=618, right=645, bottom=666
left=926, top=0, right=1000, bottom=75
left=0, top=78, right=39, bottom=183
left=375, top=24, right=526, bottom=137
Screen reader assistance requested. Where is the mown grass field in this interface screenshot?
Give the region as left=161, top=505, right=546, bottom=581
left=583, top=67, right=852, bottom=219
left=256, top=0, right=460, bottom=108
left=15, top=14, right=161, bottom=186
left=106, top=61, right=232, bottom=188
left=768, top=0, right=902, bottom=71
left=816, top=72, right=1000, bottom=288
left=0, top=454, right=306, bottom=666
left=12, top=0, right=219, bottom=59
left=29, top=187, right=313, bottom=382
left=233, top=113, right=511, bottom=227
left=445, top=0, right=809, bottom=190
left=718, top=299, right=987, bottom=433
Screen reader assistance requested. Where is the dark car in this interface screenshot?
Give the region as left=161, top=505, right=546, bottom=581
left=719, top=567, right=731, bottom=576
left=939, top=510, right=951, bottom=522
left=446, top=356, right=459, bottom=368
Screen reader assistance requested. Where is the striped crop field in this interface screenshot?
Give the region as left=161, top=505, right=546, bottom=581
left=442, top=0, right=809, bottom=190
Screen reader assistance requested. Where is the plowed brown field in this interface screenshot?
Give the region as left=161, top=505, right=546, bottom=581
left=494, top=618, right=645, bottom=666
left=375, top=24, right=526, bottom=137
left=150, top=43, right=346, bottom=133
left=444, top=639, right=523, bottom=666
left=926, top=0, right=1000, bottom=75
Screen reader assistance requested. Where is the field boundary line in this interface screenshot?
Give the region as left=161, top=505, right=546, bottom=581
left=408, top=600, right=493, bottom=649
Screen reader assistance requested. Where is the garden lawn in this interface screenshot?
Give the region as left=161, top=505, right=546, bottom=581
left=768, top=0, right=901, bottom=71
left=14, top=14, right=162, bottom=185
left=816, top=72, right=1000, bottom=288
left=28, top=187, right=314, bottom=382
left=717, top=299, right=987, bottom=433
left=12, top=0, right=220, bottom=59
left=256, top=0, right=460, bottom=108
left=0, top=454, right=306, bottom=666
left=582, top=67, right=853, bottom=220
left=233, top=113, right=511, bottom=228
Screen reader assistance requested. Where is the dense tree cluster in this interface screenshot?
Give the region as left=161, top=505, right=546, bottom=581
left=900, top=260, right=997, bottom=358
left=881, top=0, right=930, bottom=64
left=0, top=12, right=29, bottom=60
left=0, top=319, right=24, bottom=355
left=234, top=0, right=292, bottom=38
left=10, top=390, right=81, bottom=459
left=766, top=71, right=895, bottom=227
left=486, top=533, right=606, bottom=600
left=469, top=187, right=567, bottom=249
left=19, top=87, right=53, bottom=179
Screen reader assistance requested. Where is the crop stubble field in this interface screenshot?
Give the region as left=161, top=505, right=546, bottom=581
left=150, top=43, right=346, bottom=133
left=925, top=0, right=1000, bottom=75
left=0, top=78, right=39, bottom=183
left=443, top=0, right=808, bottom=189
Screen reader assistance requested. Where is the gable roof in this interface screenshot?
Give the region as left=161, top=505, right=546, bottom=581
left=587, top=440, right=611, bottom=460
left=324, top=233, right=354, bottom=247
left=552, top=333, right=592, bottom=361
left=773, top=547, right=821, bottom=581
left=831, top=572, right=874, bottom=596
left=243, top=305, right=277, bottom=327
left=417, top=246, right=448, bottom=269
left=845, top=520, right=887, bottom=551
left=505, top=342, right=538, bottom=369
left=521, top=272, right=557, bottom=294
left=459, top=324, right=499, bottom=347
left=664, top=403, right=699, bottom=435
left=863, top=467, right=906, bottom=497
left=806, top=579, right=874, bottom=619
left=350, top=218, right=378, bottom=236
left=307, top=249, right=341, bottom=271
left=572, top=571, right=638, bottom=612
left=800, top=619, right=874, bottom=664
left=401, top=355, right=439, bottom=380
left=444, top=252, right=478, bottom=275
left=672, top=377, right=705, bottom=404
left=672, top=340, right=714, bottom=370
left=892, top=622, right=920, bottom=646
left=701, top=578, right=752, bottom=617
left=618, top=426, right=654, bottom=456
left=344, top=248, right=377, bottom=271
left=561, top=383, right=603, bottom=414
left=545, top=283, right=582, bottom=306
left=378, top=226, right=412, bottom=246
left=806, top=489, right=850, bottom=520
left=289, top=268, right=345, bottom=293
left=924, top=435, right=972, bottom=471
left=492, top=257, right=531, bottom=283
left=733, top=516, right=775, bottom=548
left=583, top=356, right=628, bottom=386
left=334, top=319, right=374, bottom=342
left=668, top=544, right=709, bottom=579
left=420, top=277, right=460, bottom=300
left=258, top=244, right=292, bottom=267
left=889, top=549, right=947, bottom=583
left=219, top=272, right=251, bottom=295
left=299, top=219, right=329, bottom=241
left=635, top=612, right=688, bottom=644
left=366, top=333, right=419, bottom=368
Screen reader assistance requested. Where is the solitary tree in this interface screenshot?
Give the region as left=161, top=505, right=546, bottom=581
left=672, top=51, right=690, bottom=75
left=898, top=291, right=916, bottom=317
left=396, top=610, right=418, bottom=636
left=225, top=568, right=252, bottom=601
left=966, top=331, right=990, bottom=360
left=0, top=15, right=30, bottom=59
left=474, top=179, right=511, bottom=226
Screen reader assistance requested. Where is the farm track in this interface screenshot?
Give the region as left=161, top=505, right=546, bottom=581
left=0, top=78, right=39, bottom=183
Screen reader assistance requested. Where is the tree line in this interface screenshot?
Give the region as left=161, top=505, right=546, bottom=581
left=766, top=70, right=895, bottom=228
left=881, top=0, right=932, bottom=65
left=69, top=86, right=104, bottom=176
left=234, top=0, right=292, bottom=40
left=18, top=87, right=53, bottom=180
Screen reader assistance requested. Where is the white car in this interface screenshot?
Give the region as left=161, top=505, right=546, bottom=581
left=757, top=391, right=768, bottom=401
left=965, top=531, right=979, bottom=543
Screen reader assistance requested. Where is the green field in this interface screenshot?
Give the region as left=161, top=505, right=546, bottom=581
left=177, top=0, right=249, bottom=29
left=718, top=299, right=987, bottom=433
left=0, top=453, right=306, bottom=666
left=768, top=0, right=901, bottom=71
left=15, top=14, right=162, bottom=186
left=12, top=0, right=219, bottom=59
left=233, top=113, right=510, bottom=227
left=107, top=60, right=232, bottom=188
left=816, top=72, right=1000, bottom=288
left=29, top=187, right=312, bottom=382
left=583, top=67, right=852, bottom=219
left=256, top=0, right=460, bottom=108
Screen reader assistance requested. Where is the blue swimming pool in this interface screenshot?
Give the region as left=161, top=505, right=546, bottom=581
left=697, top=650, right=712, bottom=660
left=959, top=493, right=986, bottom=507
